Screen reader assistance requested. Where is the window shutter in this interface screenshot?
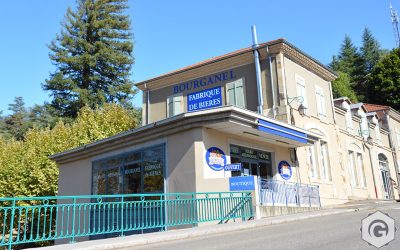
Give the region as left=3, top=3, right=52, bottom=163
left=173, top=95, right=181, bottom=116
left=226, top=81, right=235, bottom=106
left=235, top=79, right=245, bottom=108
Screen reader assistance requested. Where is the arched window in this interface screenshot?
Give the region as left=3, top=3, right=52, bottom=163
left=378, top=153, right=388, bottom=170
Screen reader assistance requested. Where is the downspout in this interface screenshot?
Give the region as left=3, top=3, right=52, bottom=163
left=267, top=46, right=276, bottom=119
left=145, top=83, right=150, bottom=125
left=365, top=142, right=378, bottom=198
left=251, top=25, right=264, bottom=115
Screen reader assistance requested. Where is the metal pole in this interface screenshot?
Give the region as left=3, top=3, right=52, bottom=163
left=251, top=25, right=264, bottom=114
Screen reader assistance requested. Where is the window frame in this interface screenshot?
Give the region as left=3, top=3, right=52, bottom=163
left=225, top=77, right=246, bottom=109
left=167, top=93, right=183, bottom=118
left=295, top=75, right=308, bottom=114
left=319, top=141, right=331, bottom=181
left=91, top=144, right=166, bottom=195
left=315, top=86, right=327, bottom=119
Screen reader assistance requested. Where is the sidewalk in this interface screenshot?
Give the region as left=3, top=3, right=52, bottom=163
left=33, top=206, right=369, bottom=250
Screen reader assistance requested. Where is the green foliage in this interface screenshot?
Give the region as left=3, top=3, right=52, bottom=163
left=331, top=72, right=358, bottom=102
left=43, top=0, right=136, bottom=118
left=330, top=35, right=363, bottom=78
left=360, top=28, right=381, bottom=72
left=0, top=104, right=139, bottom=198
left=3, top=97, right=29, bottom=140
left=330, top=30, right=389, bottom=102
left=366, top=49, right=400, bottom=111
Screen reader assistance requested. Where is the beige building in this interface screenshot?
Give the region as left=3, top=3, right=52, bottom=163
left=52, top=38, right=400, bottom=212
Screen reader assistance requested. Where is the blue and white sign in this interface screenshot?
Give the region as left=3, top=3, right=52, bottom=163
left=224, top=163, right=242, bottom=171
left=187, top=86, right=222, bottom=112
left=229, top=176, right=255, bottom=191
left=278, top=160, right=292, bottom=180
left=205, top=147, right=226, bottom=171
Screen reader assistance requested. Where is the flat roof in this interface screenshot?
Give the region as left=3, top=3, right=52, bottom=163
left=50, top=107, right=322, bottom=164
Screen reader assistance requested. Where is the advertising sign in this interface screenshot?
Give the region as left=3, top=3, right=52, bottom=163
left=224, top=163, right=242, bottom=171
left=205, top=147, right=226, bottom=171
left=278, top=160, right=292, bottom=180
left=187, top=86, right=222, bottom=112
left=229, top=176, right=255, bottom=191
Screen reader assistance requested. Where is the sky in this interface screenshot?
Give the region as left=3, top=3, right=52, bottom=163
left=0, top=0, right=398, bottom=114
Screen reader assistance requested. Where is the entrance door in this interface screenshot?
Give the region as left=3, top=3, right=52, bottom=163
left=381, top=170, right=393, bottom=200
left=378, top=153, right=393, bottom=200
left=241, top=161, right=258, bottom=176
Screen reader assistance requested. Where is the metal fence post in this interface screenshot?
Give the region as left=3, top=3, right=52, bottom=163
left=271, top=181, right=275, bottom=206
left=318, top=186, right=322, bottom=207
left=218, top=193, right=223, bottom=221
left=284, top=183, right=288, bottom=207
left=120, top=196, right=124, bottom=236
left=241, top=193, right=245, bottom=221
left=8, top=198, right=16, bottom=250
left=308, top=186, right=312, bottom=207
left=70, top=197, right=77, bottom=243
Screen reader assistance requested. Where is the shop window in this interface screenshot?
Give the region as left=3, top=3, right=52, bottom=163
left=320, top=141, right=331, bottom=181
left=123, top=163, right=141, bottom=194
left=226, top=78, right=245, bottom=108
left=229, top=144, right=272, bottom=179
left=295, top=75, right=307, bottom=113
left=143, top=147, right=164, bottom=193
left=315, top=86, right=326, bottom=119
left=167, top=94, right=182, bottom=117
left=91, top=144, right=165, bottom=195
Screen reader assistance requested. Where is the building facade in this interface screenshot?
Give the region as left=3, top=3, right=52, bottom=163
left=52, top=38, right=400, bottom=209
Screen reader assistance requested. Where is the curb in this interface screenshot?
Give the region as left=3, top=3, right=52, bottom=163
left=33, top=208, right=359, bottom=250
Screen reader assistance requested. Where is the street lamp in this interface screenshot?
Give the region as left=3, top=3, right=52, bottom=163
left=288, top=96, right=307, bottom=115
left=287, top=96, right=307, bottom=125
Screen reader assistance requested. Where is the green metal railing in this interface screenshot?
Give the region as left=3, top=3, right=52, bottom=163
left=0, top=192, right=253, bottom=249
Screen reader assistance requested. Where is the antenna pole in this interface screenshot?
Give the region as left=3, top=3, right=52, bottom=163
left=390, top=1, right=400, bottom=48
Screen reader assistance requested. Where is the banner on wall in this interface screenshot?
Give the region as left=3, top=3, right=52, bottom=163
left=229, top=176, right=255, bottom=191
left=224, top=163, right=241, bottom=171
left=187, top=86, right=222, bottom=112
left=278, top=160, right=292, bottom=180
left=205, top=147, right=226, bottom=171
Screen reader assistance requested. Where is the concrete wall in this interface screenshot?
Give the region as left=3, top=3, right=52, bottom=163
left=166, top=129, right=200, bottom=193
left=147, top=64, right=260, bottom=123
left=283, top=57, right=335, bottom=125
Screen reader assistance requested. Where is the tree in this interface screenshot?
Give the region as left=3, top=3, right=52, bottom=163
left=330, top=35, right=363, bottom=79
left=360, top=28, right=381, bottom=73
left=4, top=97, right=29, bottom=140
left=28, top=104, right=60, bottom=130
left=331, top=72, right=358, bottom=102
left=43, top=0, right=136, bottom=118
left=0, top=103, right=140, bottom=198
left=366, top=48, right=400, bottom=110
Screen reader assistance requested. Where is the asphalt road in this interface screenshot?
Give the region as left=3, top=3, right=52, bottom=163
left=129, top=204, right=400, bottom=250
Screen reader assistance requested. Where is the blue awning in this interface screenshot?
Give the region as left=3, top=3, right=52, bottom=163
left=257, top=119, right=308, bottom=144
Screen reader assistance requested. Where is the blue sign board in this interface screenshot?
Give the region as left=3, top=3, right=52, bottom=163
left=187, top=86, right=222, bottom=112
left=229, top=176, right=256, bottom=191
left=224, top=163, right=242, bottom=171
left=205, top=147, right=226, bottom=171
left=278, top=160, right=292, bottom=180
